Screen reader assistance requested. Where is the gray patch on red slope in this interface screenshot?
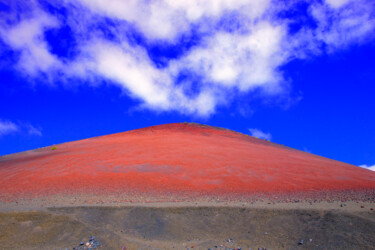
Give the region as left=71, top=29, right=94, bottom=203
left=108, top=164, right=182, bottom=174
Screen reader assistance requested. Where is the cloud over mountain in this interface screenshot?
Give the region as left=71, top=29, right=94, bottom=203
left=248, top=128, right=272, bottom=141
left=0, top=119, right=41, bottom=137
left=359, top=164, right=375, bottom=172
left=0, top=0, right=374, bottom=116
left=0, top=120, right=19, bottom=136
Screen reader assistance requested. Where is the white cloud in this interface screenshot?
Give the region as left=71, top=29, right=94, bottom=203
left=0, top=119, right=42, bottom=137
left=359, top=164, right=375, bottom=171
left=248, top=128, right=272, bottom=140
left=73, top=40, right=220, bottom=116
left=0, top=120, right=19, bottom=136
left=309, top=0, right=375, bottom=50
left=325, top=0, right=350, bottom=9
left=0, top=0, right=374, bottom=116
left=88, top=41, right=172, bottom=108
left=75, top=0, right=270, bottom=40
left=25, top=124, right=42, bottom=136
left=171, top=22, right=286, bottom=92
left=0, top=10, right=61, bottom=76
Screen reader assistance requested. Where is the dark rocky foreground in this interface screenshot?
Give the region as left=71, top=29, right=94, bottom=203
left=1, top=205, right=375, bottom=249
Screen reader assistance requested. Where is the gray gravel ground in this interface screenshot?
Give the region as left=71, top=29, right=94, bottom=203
left=1, top=204, right=375, bottom=249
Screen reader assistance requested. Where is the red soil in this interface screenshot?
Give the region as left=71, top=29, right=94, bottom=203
left=1, top=123, right=375, bottom=201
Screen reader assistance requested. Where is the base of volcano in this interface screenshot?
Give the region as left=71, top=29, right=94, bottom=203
left=1, top=201, right=375, bottom=249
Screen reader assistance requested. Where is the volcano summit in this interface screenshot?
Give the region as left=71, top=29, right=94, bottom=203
left=1, top=123, right=374, bottom=204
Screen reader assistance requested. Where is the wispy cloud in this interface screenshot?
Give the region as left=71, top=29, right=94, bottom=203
left=25, top=123, right=42, bottom=136
left=0, top=6, right=61, bottom=77
left=0, top=0, right=374, bottom=116
left=248, top=128, right=272, bottom=141
left=0, top=119, right=42, bottom=137
left=325, top=0, right=350, bottom=9
left=359, top=164, right=375, bottom=171
left=0, top=120, right=19, bottom=136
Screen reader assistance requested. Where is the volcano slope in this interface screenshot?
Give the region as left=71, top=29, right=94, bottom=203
left=1, top=123, right=375, bottom=249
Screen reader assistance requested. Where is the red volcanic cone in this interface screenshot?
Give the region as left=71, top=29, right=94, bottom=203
left=1, top=123, right=375, bottom=202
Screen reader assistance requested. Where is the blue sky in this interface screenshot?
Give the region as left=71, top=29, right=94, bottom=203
left=0, top=0, right=374, bottom=170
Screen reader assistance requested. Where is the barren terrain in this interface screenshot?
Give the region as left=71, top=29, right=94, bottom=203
left=1, top=123, right=375, bottom=249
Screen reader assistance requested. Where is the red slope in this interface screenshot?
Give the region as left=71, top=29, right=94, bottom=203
left=1, top=123, right=375, bottom=200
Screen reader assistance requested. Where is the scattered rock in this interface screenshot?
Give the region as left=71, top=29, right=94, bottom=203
left=73, top=236, right=100, bottom=249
